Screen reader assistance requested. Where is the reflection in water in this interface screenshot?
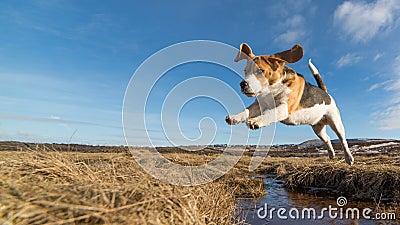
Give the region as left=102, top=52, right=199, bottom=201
left=237, top=176, right=383, bottom=225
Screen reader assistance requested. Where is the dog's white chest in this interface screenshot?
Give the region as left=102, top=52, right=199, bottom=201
left=281, top=104, right=328, bottom=126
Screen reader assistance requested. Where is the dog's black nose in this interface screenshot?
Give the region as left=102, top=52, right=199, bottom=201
left=240, top=80, right=247, bottom=89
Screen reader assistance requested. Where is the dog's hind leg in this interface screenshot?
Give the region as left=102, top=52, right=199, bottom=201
left=327, top=109, right=354, bottom=165
left=312, top=123, right=335, bottom=159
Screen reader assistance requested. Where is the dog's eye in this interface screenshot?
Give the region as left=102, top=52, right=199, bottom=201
left=256, top=69, right=264, bottom=75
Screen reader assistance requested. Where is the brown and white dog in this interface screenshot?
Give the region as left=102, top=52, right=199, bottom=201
left=225, top=43, right=354, bottom=165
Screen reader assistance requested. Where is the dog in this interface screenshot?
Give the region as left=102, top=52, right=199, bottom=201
left=225, top=43, right=354, bottom=165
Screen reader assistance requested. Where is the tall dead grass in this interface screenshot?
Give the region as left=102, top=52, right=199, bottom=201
left=2, top=145, right=399, bottom=224
left=254, top=156, right=400, bottom=202
left=0, top=148, right=264, bottom=225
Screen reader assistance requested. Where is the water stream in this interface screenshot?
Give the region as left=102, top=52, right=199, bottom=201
left=237, top=175, right=396, bottom=225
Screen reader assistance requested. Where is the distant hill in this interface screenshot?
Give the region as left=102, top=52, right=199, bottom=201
left=297, top=138, right=400, bottom=150
left=298, top=138, right=399, bottom=149
left=0, top=141, right=128, bottom=153
left=0, top=138, right=399, bottom=155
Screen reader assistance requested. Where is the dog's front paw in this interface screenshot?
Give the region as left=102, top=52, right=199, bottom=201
left=225, top=115, right=241, bottom=125
left=247, top=117, right=263, bottom=130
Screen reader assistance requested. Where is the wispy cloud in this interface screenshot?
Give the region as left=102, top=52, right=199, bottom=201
left=368, top=83, right=382, bottom=92
left=372, top=55, right=400, bottom=130
left=267, top=1, right=314, bottom=47
left=384, top=56, right=400, bottom=93
left=274, top=14, right=307, bottom=46
left=336, top=53, right=362, bottom=68
left=333, top=0, right=400, bottom=42
left=0, top=113, right=121, bottom=129
left=368, top=81, right=389, bottom=92
left=373, top=53, right=384, bottom=61
left=0, top=130, right=46, bottom=143
left=372, top=105, right=400, bottom=130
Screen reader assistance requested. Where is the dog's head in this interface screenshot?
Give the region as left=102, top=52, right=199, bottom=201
left=235, top=43, right=303, bottom=97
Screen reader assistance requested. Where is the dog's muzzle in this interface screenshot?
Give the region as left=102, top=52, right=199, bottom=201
left=240, top=80, right=247, bottom=89
left=240, top=80, right=255, bottom=97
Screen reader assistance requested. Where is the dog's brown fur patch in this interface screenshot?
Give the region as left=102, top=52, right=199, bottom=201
left=285, top=74, right=305, bottom=114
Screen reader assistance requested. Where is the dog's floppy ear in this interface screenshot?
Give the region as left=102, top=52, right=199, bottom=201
left=234, top=43, right=255, bottom=62
left=271, top=44, right=303, bottom=63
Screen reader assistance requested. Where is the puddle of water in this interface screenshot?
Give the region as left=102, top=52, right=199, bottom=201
left=237, top=175, right=393, bottom=225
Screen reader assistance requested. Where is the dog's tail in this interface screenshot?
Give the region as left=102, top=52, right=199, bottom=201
left=308, top=59, right=327, bottom=92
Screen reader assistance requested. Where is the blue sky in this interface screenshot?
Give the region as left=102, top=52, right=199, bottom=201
left=1, top=0, right=399, bottom=146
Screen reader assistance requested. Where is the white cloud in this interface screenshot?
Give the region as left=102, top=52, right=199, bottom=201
left=0, top=113, right=120, bottom=129
left=336, top=53, right=362, bottom=68
left=384, top=56, right=400, bottom=92
left=50, top=115, right=61, bottom=120
left=282, top=14, right=305, bottom=28
left=373, top=53, right=384, bottom=61
left=273, top=15, right=307, bottom=46
left=368, top=83, right=382, bottom=92
left=0, top=130, right=46, bottom=143
left=373, top=105, right=400, bottom=130
left=274, top=30, right=306, bottom=46
left=333, top=0, right=400, bottom=42
left=372, top=55, right=400, bottom=130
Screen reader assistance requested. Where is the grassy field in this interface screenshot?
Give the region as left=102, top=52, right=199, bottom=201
left=0, top=143, right=399, bottom=224
left=0, top=148, right=264, bottom=225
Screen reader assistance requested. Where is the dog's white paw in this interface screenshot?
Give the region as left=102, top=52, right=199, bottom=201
left=345, top=154, right=354, bottom=166
left=247, top=117, right=263, bottom=130
left=225, top=115, right=241, bottom=125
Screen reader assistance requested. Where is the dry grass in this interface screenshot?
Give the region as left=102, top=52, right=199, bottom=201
left=253, top=156, right=400, bottom=202
left=253, top=155, right=400, bottom=220
left=1, top=145, right=400, bottom=224
left=0, top=148, right=264, bottom=225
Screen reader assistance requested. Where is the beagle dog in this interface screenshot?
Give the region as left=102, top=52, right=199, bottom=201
left=225, top=43, right=354, bottom=165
